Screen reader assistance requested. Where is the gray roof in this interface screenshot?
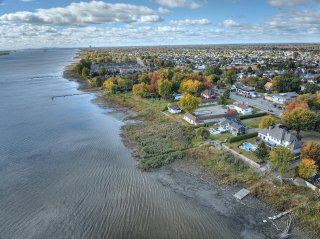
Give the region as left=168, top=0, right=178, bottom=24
left=168, top=104, right=181, bottom=111
left=259, top=124, right=302, bottom=150
left=220, top=118, right=244, bottom=130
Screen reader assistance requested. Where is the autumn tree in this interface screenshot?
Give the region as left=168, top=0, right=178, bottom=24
left=283, top=100, right=309, bottom=115
left=157, top=79, right=173, bottom=99
left=259, top=116, right=277, bottom=129
left=298, top=158, right=318, bottom=179
left=180, top=79, right=202, bottom=94
left=138, top=72, right=151, bottom=84
left=301, top=141, right=320, bottom=165
left=178, top=93, right=201, bottom=112
left=132, top=82, right=150, bottom=98
left=223, top=69, right=237, bottom=86
left=150, top=72, right=158, bottom=93
left=103, top=80, right=117, bottom=93
left=282, top=108, right=317, bottom=138
left=269, top=146, right=294, bottom=175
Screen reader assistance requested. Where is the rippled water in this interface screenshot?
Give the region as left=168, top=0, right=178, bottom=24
left=0, top=49, right=265, bottom=239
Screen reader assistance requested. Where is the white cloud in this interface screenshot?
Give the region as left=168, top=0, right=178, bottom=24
left=170, top=18, right=211, bottom=26
left=267, top=0, right=309, bottom=7
left=158, top=7, right=171, bottom=14
left=223, top=19, right=241, bottom=27
left=20, top=0, right=35, bottom=2
left=153, top=0, right=205, bottom=9
left=0, top=1, right=162, bottom=25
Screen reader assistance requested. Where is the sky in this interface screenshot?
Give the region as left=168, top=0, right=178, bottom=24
left=0, top=0, right=320, bottom=49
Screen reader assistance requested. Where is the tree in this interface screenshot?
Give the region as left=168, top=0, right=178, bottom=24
left=298, top=158, right=318, bottom=179
left=196, top=127, right=210, bottom=140
left=282, top=108, right=317, bottom=138
left=178, top=93, right=201, bottom=112
left=301, top=141, right=320, bottom=165
left=132, top=82, right=150, bottom=98
left=81, top=67, right=90, bottom=79
left=180, top=79, right=202, bottom=94
left=223, top=88, right=231, bottom=99
left=259, top=116, right=277, bottom=129
left=102, top=80, right=117, bottom=93
left=283, top=100, right=309, bottom=115
left=157, top=79, right=173, bottom=99
left=223, top=69, right=236, bottom=86
left=255, top=142, right=269, bottom=161
left=98, top=67, right=107, bottom=77
left=269, top=146, right=294, bottom=175
left=304, top=83, right=319, bottom=94
left=272, top=73, right=301, bottom=93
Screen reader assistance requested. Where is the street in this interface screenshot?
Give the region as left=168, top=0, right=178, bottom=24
left=230, top=92, right=283, bottom=116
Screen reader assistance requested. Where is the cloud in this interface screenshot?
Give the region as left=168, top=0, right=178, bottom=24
left=20, top=0, right=35, bottom=2
left=0, top=1, right=162, bottom=26
left=223, top=19, right=241, bottom=27
left=158, top=7, right=171, bottom=14
left=267, top=0, right=309, bottom=7
left=170, top=18, right=211, bottom=26
left=153, top=0, right=205, bottom=9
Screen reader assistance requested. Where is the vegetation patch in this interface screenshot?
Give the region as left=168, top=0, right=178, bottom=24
left=240, top=112, right=267, bottom=120
left=228, top=132, right=258, bottom=143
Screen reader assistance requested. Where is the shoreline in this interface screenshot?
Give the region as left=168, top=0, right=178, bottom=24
left=63, top=66, right=311, bottom=238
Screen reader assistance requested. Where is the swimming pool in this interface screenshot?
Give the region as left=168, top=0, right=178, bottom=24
left=241, top=142, right=256, bottom=151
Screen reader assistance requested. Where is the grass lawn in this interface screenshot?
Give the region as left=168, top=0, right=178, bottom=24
left=225, top=138, right=262, bottom=164
left=244, top=118, right=261, bottom=128
left=211, top=132, right=232, bottom=142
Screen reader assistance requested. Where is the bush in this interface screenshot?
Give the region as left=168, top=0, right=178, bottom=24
left=228, top=132, right=258, bottom=143
left=196, top=127, right=210, bottom=140
left=240, top=112, right=267, bottom=120
left=138, top=151, right=185, bottom=171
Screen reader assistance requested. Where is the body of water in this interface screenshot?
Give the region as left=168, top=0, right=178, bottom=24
left=0, top=49, right=241, bottom=239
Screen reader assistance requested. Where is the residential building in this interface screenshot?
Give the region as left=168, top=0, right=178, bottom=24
left=258, top=125, right=302, bottom=154
left=233, top=104, right=253, bottom=115
left=183, top=112, right=234, bottom=126
left=219, top=118, right=246, bottom=136
left=264, top=82, right=273, bottom=91
left=201, top=88, right=215, bottom=99
left=168, top=104, right=182, bottom=114
left=233, top=83, right=257, bottom=97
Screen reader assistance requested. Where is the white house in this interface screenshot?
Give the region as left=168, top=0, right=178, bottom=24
left=233, top=104, right=253, bottom=115
left=258, top=125, right=302, bottom=154
left=168, top=104, right=182, bottom=114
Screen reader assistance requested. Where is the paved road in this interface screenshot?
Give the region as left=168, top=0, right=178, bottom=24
left=230, top=92, right=283, bottom=116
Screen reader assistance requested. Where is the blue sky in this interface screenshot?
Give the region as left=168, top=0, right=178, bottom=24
left=0, top=0, right=320, bottom=49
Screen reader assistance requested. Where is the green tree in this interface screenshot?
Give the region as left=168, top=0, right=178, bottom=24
left=196, top=127, right=210, bottom=140
left=269, top=146, right=294, bottom=175
left=304, top=83, right=319, bottom=94
left=272, top=73, right=301, bottom=93
left=178, top=93, right=201, bottom=112
left=282, top=108, right=317, bottom=139
left=98, top=67, right=107, bottom=77
left=157, top=79, right=173, bottom=99
left=255, top=142, right=269, bottom=161
left=223, top=88, right=231, bottom=99
left=81, top=67, right=90, bottom=79
left=259, top=116, right=277, bottom=129
left=223, top=69, right=237, bottom=86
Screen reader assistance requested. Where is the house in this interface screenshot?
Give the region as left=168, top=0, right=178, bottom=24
left=258, top=124, right=302, bottom=154
left=183, top=112, right=234, bottom=126
left=233, top=104, right=253, bottom=115
left=168, top=104, right=181, bottom=114
left=201, top=88, right=215, bottom=99
left=219, top=118, right=246, bottom=136
left=264, top=82, right=273, bottom=91
left=264, top=92, right=298, bottom=105
left=233, top=83, right=257, bottom=97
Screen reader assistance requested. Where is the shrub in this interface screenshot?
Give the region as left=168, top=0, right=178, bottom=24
left=228, top=132, right=258, bottom=143
left=240, top=112, right=267, bottom=120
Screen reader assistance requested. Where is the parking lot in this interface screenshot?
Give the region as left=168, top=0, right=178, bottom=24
left=230, top=92, right=283, bottom=116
